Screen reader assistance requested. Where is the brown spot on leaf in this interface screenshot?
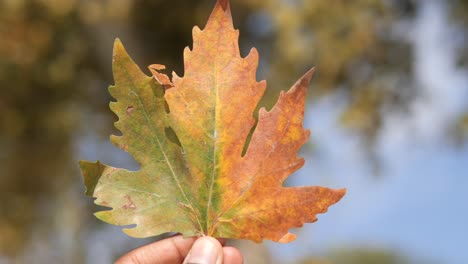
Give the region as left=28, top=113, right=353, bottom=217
left=122, top=195, right=137, bottom=210
left=126, top=106, right=134, bottom=114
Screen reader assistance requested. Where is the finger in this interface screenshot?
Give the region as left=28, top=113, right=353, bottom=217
left=115, top=235, right=196, bottom=264
left=222, top=246, right=243, bottom=264
left=183, top=236, right=223, bottom=264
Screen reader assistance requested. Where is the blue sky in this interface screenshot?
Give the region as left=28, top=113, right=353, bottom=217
left=268, top=2, right=468, bottom=262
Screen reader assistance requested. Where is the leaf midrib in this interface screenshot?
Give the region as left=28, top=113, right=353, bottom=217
left=206, top=39, right=220, bottom=236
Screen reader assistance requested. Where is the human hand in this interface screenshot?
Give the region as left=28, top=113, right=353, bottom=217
left=116, top=235, right=243, bottom=264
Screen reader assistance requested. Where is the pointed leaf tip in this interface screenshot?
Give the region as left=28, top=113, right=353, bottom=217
left=301, top=67, right=316, bottom=86
left=113, top=38, right=124, bottom=55
left=305, top=67, right=316, bottom=80
left=217, top=0, right=230, bottom=10
left=79, top=160, right=105, bottom=197
left=278, top=233, right=296, bottom=243
left=205, top=0, right=233, bottom=30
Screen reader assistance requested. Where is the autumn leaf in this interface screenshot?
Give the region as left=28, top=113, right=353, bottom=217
left=79, top=0, right=345, bottom=243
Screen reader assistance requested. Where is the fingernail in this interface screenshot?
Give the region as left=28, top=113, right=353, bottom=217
left=184, top=237, right=222, bottom=264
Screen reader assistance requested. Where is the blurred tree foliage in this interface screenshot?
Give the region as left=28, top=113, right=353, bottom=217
left=456, top=114, right=468, bottom=141
left=0, top=0, right=466, bottom=260
left=300, top=248, right=413, bottom=264
left=327, top=248, right=411, bottom=264
left=0, top=0, right=97, bottom=255
left=452, top=0, right=468, bottom=138
left=236, top=0, right=416, bottom=140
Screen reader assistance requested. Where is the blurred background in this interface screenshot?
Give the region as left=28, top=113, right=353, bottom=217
left=1, top=0, right=467, bottom=263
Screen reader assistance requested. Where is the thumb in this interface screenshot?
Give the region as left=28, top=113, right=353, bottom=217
left=183, top=236, right=223, bottom=264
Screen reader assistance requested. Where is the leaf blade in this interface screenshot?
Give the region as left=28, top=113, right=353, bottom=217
left=165, top=1, right=266, bottom=233
left=79, top=0, right=345, bottom=243
left=80, top=39, right=204, bottom=237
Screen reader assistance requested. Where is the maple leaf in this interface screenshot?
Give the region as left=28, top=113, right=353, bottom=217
left=79, top=0, right=345, bottom=243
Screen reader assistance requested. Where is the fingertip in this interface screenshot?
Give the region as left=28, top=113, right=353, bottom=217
left=183, top=236, right=223, bottom=264
left=223, top=246, right=243, bottom=264
left=199, top=236, right=224, bottom=247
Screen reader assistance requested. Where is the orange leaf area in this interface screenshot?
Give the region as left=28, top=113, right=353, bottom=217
left=79, top=0, right=345, bottom=243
